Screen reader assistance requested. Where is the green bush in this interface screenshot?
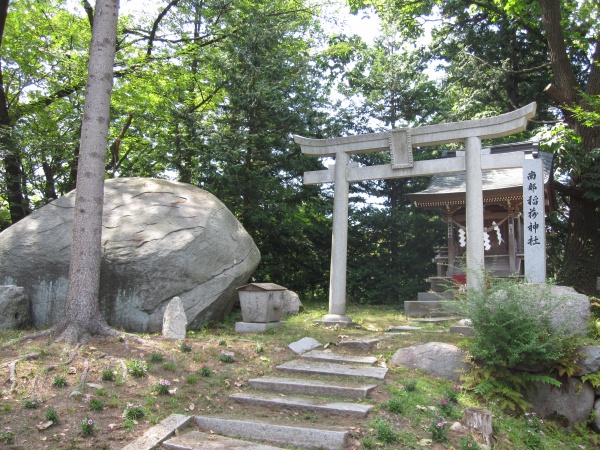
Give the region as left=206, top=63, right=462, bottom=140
left=52, top=376, right=68, bottom=388
left=452, top=277, right=583, bottom=412
left=453, top=279, right=580, bottom=368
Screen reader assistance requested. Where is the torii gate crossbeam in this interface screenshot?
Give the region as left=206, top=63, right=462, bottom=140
left=294, top=103, right=537, bottom=326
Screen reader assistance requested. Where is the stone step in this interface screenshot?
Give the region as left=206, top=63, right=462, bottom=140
left=276, top=359, right=388, bottom=380
left=404, top=300, right=453, bottom=317
left=229, top=392, right=373, bottom=418
left=300, top=350, right=378, bottom=365
left=162, top=430, right=282, bottom=449
left=412, top=317, right=458, bottom=323
left=417, top=291, right=454, bottom=301
left=194, top=416, right=348, bottom=450
left=248, top=376, right=377, bottom=399
left=123, top=414, right=192, bottom=450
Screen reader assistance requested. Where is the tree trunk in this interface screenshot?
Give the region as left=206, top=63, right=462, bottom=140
left=559, top=194, right=600, bottom=295
left=0, top=0, right=29, bottom=224
left=55, top=0, right=120, bottom=343
left=538, top=0, right=600, bottom=295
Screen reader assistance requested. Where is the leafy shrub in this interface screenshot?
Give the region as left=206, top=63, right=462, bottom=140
left=101, top=367, right=115, bottom=381
left=219, top=352, right=234, bottom=363
left=124, top=404, right=145, bottom=420
left=80, top=418, right=94, bottom=435
left=403, top=379, right=418, bottom=392
left=149, top=352, right=164, bottom=363
left=89, top=397, right=104, bottom=411
left=199, top=364, right=212, bottom=377
left=126, top=359, right=148, bottom=378
left=369, top=417, right=399, bottom=444
left=186, top=374, right=199, bottom=384
left=453, top=278, right=583, bottom=412
left=52, top=376, right=67, bottom=388
left=180, top=340, right=192, bottom=352
left=383, top=395, right=405, bottom=414
left=152, top=380, right=171, bottom=395
left=0, top=426, right=14, bottom=444
left=45, top=406, right=59, bottom=422
left=428, top=417, right=448, bottom=442
left=453, top=280, right=579, bottom=368
left=23, top=398, right=41, bottom=409
left=457, top=435, right=481, bottom=449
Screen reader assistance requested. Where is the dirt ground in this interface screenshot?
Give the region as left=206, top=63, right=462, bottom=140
left=0, top=308, right=481, bottom=450
left=1, top=330, right=304, bottom=449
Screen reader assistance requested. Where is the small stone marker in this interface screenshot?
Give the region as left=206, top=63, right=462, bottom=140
left=288, top=337, right=322, bottom=354
left=162, top=297, right=187, bottom=339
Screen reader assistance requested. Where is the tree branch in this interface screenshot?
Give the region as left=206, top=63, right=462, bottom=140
left=553, top=179, right=586, bottom=199
left=82, top=0, right=94, bottom=30
left=586, top=34, right=600, bottom=96
left=147, top=0, right=181, bottom=57
left=107, top=112, right=133, bottom=175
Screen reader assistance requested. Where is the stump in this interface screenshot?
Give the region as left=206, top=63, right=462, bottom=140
left=464, top=406, right=494, bottom=446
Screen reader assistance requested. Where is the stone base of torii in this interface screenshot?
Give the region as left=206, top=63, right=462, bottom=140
left=294, top=103, right=545, bottom=326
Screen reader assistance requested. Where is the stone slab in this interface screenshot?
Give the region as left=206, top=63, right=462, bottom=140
left=314, top=319, right=355, bottom=327
left=450, top=325, right=474, bottom=336
left=235, top=322, right=284, bottom=333
left=122, top=414, right=192, bottom=450
left=162, top=430, right=282, bottom=449
left=277, top=359, right=387, bottom=380
left=411, top=317, right=458, bottom=323
left=248, top=376, right=377, bottom=398
left=391, top=342, right=468, bottom=382
left=417, top=292, right=454, bottom=301
left=301, top=350, right=378, bottom=365
left=230, top=393, right=373, bottom=418
left=163, top=296, right=188, bottom=339
left=404, top=300, right=451, bottom=317
left=387, top=326, right=423, bottom=332
left=336, top=338, right=380, bottom=351
left=194, top=416, right=348, bottom=450
left=288, top=337, right=322, bottom=354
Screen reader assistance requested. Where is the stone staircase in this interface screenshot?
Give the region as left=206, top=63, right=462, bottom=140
left=124, top=345, right=387, bottom=450
left=404, top=291, right=455, bottom=317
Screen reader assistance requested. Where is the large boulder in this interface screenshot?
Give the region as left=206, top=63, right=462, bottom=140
left=390, top=342, right=469, bottom=381
left=0, top=178, right=260, bottom=332
left=491, top=284, right=590, bottom=336
left=0, top=285, right=31, bottom=329
left=527, top=377, right=595, bottom=429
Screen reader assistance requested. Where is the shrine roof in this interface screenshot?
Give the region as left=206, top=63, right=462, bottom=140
left=408, top=142, right=553, bottom=204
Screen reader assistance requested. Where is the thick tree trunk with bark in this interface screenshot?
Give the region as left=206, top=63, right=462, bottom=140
left=0, top=0, right=29, bottom=224
left=55, top=0, right=120, bottom=343
left=538, top=0, right=600, bottom=295
left=560, top=194, right=600, bottom=294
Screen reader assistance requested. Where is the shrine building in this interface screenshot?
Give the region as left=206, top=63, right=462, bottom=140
left=404, top=141, right=554, bottom=314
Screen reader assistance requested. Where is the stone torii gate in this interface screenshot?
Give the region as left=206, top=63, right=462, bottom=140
left=294, top=103, right=539, bottom=326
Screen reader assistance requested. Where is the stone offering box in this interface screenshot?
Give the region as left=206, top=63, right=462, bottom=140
left=237, top=283, right=286, bottom=323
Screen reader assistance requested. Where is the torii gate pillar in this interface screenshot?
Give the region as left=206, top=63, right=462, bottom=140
left=295, top=104, right=537, bottom=325
left=324, top=150, right=353, bottom=324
